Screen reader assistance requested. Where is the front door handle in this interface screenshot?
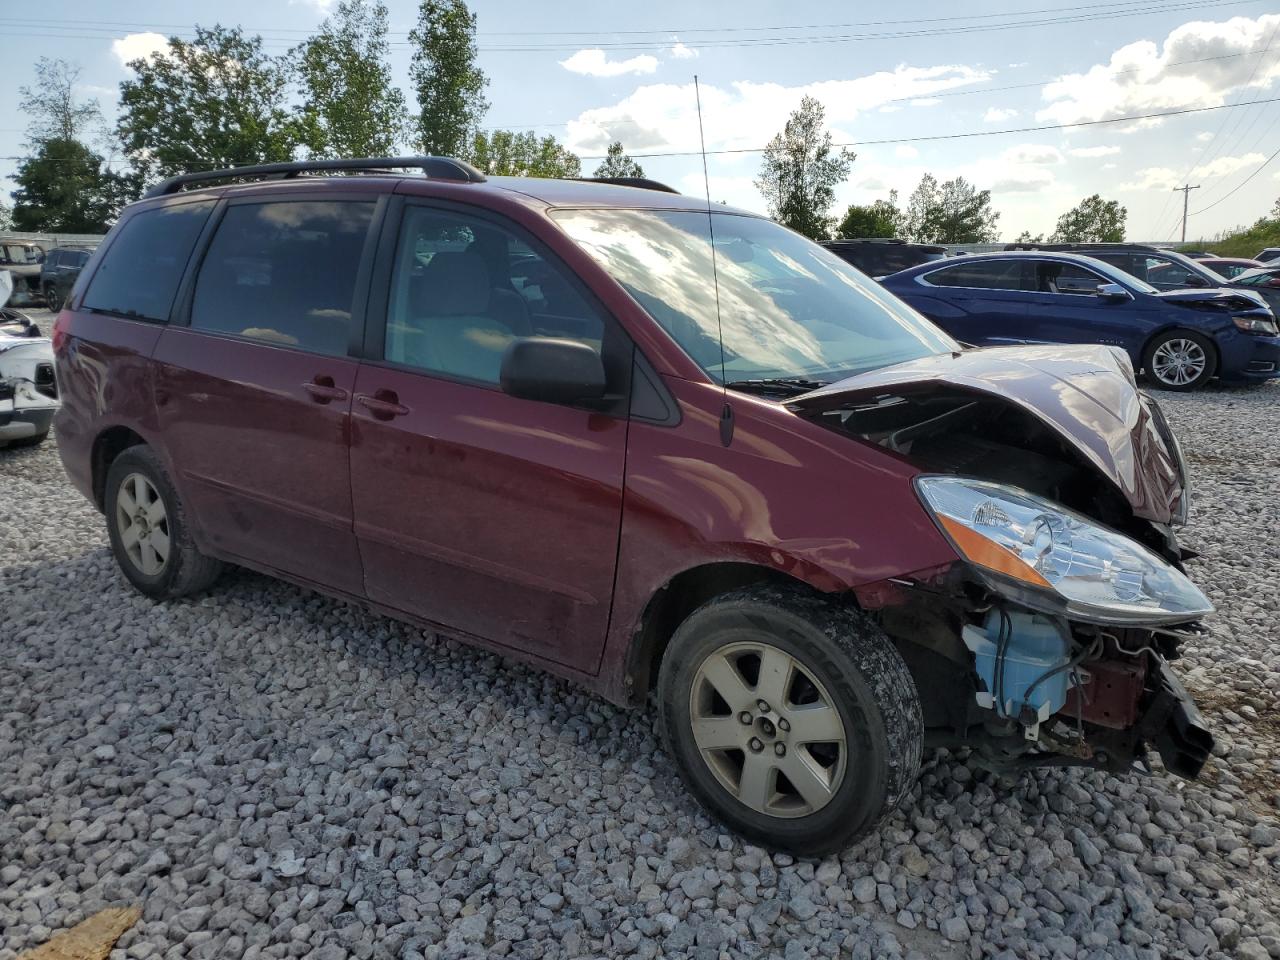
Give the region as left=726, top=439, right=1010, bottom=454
left=355, top=389, right=410, bottom=420
left=304, top=376, right=349, bottom=404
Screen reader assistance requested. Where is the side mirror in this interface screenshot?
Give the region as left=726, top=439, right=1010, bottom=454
left=500, top=337, right=607, bottom=406
left=1096, top=282, right=1130, bottom=302
left=1266, top=277, right=1280, bottom=288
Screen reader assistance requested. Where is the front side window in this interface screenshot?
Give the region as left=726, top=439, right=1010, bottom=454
left=553, top=209, right=956, bottom=383
left=385, top=206, right=609, bottom=384
left=83, top=201, right=215, bottom=322
left=1038, top=261, right=1107, bottom=295
left=190, top=200, right=375, bottom=356
left=924, top=259, right=1035, bottom=292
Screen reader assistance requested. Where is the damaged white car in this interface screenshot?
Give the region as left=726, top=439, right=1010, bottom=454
left=0, top=271, right=58, bottom=448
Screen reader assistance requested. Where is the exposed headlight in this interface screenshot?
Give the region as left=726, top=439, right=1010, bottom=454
left=916, top=476, right=1213, bottom=625
left=1232, top=315, right=1278, bottom=334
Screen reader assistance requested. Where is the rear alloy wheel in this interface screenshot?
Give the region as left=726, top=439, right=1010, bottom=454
left=105, top=445, right=223, bottom=599
left=1144, top=331, right=1215, bottom=391
left=658, top=584, right=923, bottom=855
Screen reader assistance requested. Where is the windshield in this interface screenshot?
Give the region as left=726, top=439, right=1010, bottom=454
left=552, top=208, right=957, bottom=383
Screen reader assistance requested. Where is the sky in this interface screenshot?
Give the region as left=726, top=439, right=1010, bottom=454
left=1, top=0, right=1279, bottom=242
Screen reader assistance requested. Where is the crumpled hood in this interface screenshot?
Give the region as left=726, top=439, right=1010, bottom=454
left=1154, top=287, right=1270, bottom=313
left=789, top=344, right=1186, bottom=524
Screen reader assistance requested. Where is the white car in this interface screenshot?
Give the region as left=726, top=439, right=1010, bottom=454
left=0, top=271, right=58, bottom=448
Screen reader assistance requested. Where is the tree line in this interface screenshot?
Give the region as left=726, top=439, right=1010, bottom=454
left=3, top=0, right=645, bottom=233
left=755, top=95, right=1128, bottom=245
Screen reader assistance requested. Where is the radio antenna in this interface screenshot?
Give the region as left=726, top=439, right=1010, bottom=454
left=694, top=74, right=734, bottom=446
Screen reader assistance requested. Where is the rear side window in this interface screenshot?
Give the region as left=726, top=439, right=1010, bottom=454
left=1038, top=261, right=1107, bottom=295
left=190, top=200, right=375, bottom=357
left=82, top=201, right=215, bottom=322
left=925, top=259, right=1034, bottom=291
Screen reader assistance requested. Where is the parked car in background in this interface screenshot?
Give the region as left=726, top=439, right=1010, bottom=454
left=1255, top=247, right=1280, bottom=264
left=40, top=246, right=93, bottom=310
left=1196, top=257, right=1264, bottom=279
left=0, top=326, right=57, bottom=449
left=0, top=240, right=45, bottom=307
left=1181, top=251, right=1214, bottom=259
left=1005, top=242, right=1246, bottom=294
left=54, top=157, right=1216, bottom=854
left=1227, top=266, right=1280, bottom=315
left=882, top=250, right=1280, bottom=390
left=821, top=238, right=948, bottom=277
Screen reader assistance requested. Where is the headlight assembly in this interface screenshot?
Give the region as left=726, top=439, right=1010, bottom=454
left=916, top=476, right=1213, bottom=625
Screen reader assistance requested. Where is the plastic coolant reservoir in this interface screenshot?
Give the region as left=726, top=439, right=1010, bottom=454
left=961, top=610, right=1072, bottom=735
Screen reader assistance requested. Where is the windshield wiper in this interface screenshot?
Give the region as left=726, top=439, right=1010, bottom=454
left=725, top=377, right=829, bottom=397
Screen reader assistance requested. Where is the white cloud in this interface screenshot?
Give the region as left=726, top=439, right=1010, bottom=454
left=1037, top=13, right=1280, bottom=125
left=1103, top=163, right=1118, bottom=170
left=1067, top=145, right=1121, bottom=158
left=1116, top=154, right=1261, bottom=191
left=668, top=38, right=698, bottom=60
left=1195, top=131, right=1215, bottom=142
left=983, top=107, right=1018, bottom=122
left=1003, top=144, right=1063, bottom=165
left=560, top=49, right=659, bottom=78
left=565, top=63, right=991, bottom=154
left=290, top=0, right=334, bottom=8
left=910, top=98, right=942, bottom=107
left=895, top=145, right=919, bottom=159
left=112, top=32, right=168, bottom=67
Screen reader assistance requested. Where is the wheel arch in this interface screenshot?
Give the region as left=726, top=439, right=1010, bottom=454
left=623, top=561, right=840, bottom=707
left=91, top=425, right=148, bottom=510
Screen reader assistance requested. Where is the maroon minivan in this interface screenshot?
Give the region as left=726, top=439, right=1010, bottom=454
left=54, top=158, right=1214, bottom=854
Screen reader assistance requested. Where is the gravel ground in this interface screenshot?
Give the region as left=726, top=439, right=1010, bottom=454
left=1, top=353, right=1278, bottom=960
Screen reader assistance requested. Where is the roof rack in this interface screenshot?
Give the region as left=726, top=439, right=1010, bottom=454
left=1003, top=241, right=1167, bottom=253
left=822, top=238, right=906, bottom=245
left=144, top=156, right=487, bottom=199
left=583, top=176, right=680, bottom=194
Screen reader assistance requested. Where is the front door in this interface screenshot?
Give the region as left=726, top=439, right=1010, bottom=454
left=349, top=202, right=630, bottom=669
left=153, top=197, right=379, bottom=596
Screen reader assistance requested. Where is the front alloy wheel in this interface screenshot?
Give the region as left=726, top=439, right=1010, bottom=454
left=690, top=641, right=847, bottom=818
left=658, top=584, right=923, bottom=855
left=1145, top=331, right=1215, bottom=390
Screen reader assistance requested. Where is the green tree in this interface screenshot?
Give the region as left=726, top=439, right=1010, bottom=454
left=1012, top=230, right=1043, bottom=244
left=835, top=191, right=901, bottom=239
left=19, top=58, right=104, bottom=147
left=467, top=130, right=581, bottom=178
left=902, top=174, right=1000, bottom=243
left=1049, top=194, right=1126, bottom=243
left=409, top=0, right=488, bottom=157
left=10, top=138, right=128, bottom=232
left=0, top=203, right=12, bottom=231
left=117, top=25, right=299, bottom=182
left=293, top=0, right=408, bottom=158
left=593, top=141, right=645, bottom=179
left=755, top=96, right=854, bottom=240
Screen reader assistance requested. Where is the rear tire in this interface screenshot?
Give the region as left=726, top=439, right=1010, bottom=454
left=657, top=583, right=922, bottom=856
left=105, top=445, right=223, bottom=599
left=1143, top=330, right=1216, bottom=391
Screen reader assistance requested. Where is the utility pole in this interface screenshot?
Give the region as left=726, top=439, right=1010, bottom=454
left=1172, top=184, right=1200, bottom=243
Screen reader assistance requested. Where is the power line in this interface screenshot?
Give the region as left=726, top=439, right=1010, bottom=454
left=0, top=0, right=1261, bottom=52
left=1189, top=144, right=1280, bottom=213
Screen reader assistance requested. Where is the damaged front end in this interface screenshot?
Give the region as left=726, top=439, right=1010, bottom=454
left=791, top=344, right=1215, bottom=779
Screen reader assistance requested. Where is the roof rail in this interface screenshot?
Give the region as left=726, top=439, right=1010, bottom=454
left=143, top=156, right=487, bottom=199
left=583, top=176, right=680, bottom=194
left=1002, top=241, right=1166, bottom=253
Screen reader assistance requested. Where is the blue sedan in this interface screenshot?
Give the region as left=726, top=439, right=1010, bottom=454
left=880, top=251, right=1280, bottom=390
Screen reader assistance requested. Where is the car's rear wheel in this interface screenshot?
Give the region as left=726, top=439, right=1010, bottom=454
left=105, top=446, right=223, bottom=599
left=657, top=583, right=922, bottom=856
left=1143, top=330, right=1216, bottom=391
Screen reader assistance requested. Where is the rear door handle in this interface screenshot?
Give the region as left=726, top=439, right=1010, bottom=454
left=304, top=377, right=349, bottom=404
left=355, top=390, right=410, bottom=420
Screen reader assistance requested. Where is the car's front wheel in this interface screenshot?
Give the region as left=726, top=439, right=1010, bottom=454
left=1143, top=330, right=1216, bottom=391
left=105, top=445, right=223, bottom=599
left=657, top=584, right=922, bottom=856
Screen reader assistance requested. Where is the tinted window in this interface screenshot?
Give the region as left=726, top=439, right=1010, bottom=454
left=191, top=201, right=374, bottom=357
left=1038, top=261, right=1107, bottom=295
left=828, top=245, right=944, bottom=277
left=925, top=260, right=1035, bottom=291
left=554, top=209, right=956, bottom=382
left=386, top=206, right=607, bottom=384
left=74, top=250, right=90, bottom=267
left=83, top=202, right=214, bottom=322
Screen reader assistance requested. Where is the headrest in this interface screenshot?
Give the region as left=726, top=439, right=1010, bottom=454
left=417, top=251, right=490, bottom=316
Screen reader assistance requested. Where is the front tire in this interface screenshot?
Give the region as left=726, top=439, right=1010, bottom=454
left=105, top=446, right=223, bottom=599
left=1143, top=330, right=1216, bottom=391
left=657, top=584, right=922, bottom=856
